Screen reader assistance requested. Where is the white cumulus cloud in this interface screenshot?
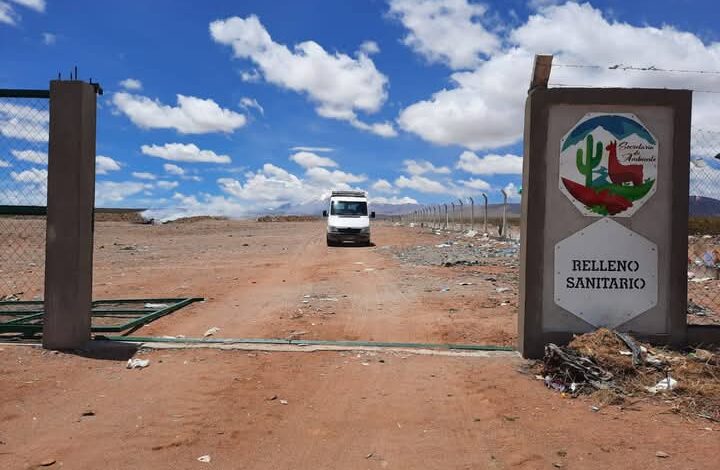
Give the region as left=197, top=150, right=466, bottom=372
left=388, top=0, right=499, bottom=70
left=95, top=181, right=150, bottom=206
left=403, top=159, right=451, bottom=175
left=290, top=151, right=338, bottom=169
left=141, top=143, right=231, bottom=164
left=132, top=171, right=156, bottom=180
left=456, top=152, right=523, bottom=175
left=210, top=15, right=395, bottom=137
left=398, top=2, right=720, bottom=150
left=163, top=163, right=185, bottom=175
left=372, top=179, right=394, bottom=193
left=157, top=180, right=179, bottom=190
left=372, top=196, right=418, bottom=205
left=239, top=97, right=264, bottom=115
left=119, top=78, right=143, bottom=91
left=96, top=155, right=121, bottom=175
left=395, top=174, right=447, bottom=194
left=113, top=92, right=246, bottom=134
left=11, top=149, right=47, bottom=165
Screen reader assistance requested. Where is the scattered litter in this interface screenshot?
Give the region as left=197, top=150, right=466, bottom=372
left=267, top=395, right=278, bottom=401
left=39, top=459, right=56, bottom=467
left=646, top=377, right=677, bottom=394
left=539, top=328, right=720, bottom=420
left=144, top=303, right=169, bottom=309
left=353, top=262, right=364, bottom=265
left=361, top=362, right=370, bottom=366
left=81, top=410, right=95, bottom=417
left=204, top=327, right=220, bottom=337
left=440, top=287, right=450, bottom=292
left=126, top=358, right=150, bottom=369
left=464, top=230, right=478, bottom=237
left=197, top=455, right=211, bottom=463
left=364, top=268, right=375, bottom=272
left=496, top=287, right=511, bottom=293
left=458, top=282, right=474, bottom=286
left=690, top=277, right=713, bottom=283
left=280, top=400, right=288, bottom=405
left=303, top=294, right=311, bottom=298
left=688, top=301, right=713, bottom=317
left=655, top=451, right=670, bottom=459
left=0, top=292, right=23, bottom=302
left=435, top=243, right=452, bottom=248
left=318, top=297, right=339, bottom=301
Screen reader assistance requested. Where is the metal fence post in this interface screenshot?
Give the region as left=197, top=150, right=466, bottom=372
left=444, top=203, right=448, bottom=229
left=457, top=199, right=464, bottom=232
left=469, top=197, right=474, bottom=230
left=500, top=189, right=508, bottom=239
left=43, top=81, right=97, bottom=350
left=482, top=193, right=488, bottom=235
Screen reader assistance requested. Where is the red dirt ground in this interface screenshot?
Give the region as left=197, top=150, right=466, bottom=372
left=1, top=220, right=718, bottom=469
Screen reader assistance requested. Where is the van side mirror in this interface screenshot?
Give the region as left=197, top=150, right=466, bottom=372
left=322, top=210, right=328, bottom=217
left=370, top=211, right=376, bottom=219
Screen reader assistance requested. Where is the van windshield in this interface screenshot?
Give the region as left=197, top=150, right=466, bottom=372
left=331, top=200, right=368, bottom=216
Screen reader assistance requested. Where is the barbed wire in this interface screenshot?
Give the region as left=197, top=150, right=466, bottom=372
left=547, top=82, right=720, bottom=94
left=554, top=63, right=720, bottom=75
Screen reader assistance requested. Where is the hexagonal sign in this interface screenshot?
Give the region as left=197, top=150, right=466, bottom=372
left=559, top=113, right=658, bottom=217
left=554, top=218, right=657, bottom=328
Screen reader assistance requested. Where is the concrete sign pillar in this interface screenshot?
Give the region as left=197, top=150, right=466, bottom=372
left=43, top=81, right=97, bottom=350
left=518, top=88, right=691, bottom=359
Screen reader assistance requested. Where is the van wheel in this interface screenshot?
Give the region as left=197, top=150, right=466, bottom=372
left=326, top=237, right=335, bottom=247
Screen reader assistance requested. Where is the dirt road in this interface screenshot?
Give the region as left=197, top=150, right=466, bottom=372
left=91, top=219, right=518, bottom=345
left=1, top=220, right=718, bottom=469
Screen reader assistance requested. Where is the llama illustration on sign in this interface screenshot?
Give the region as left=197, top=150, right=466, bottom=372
left=559, top=113, right=658, bottom=217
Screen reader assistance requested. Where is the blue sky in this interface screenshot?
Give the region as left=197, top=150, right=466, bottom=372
left=1, top=0, right=719, bottom=218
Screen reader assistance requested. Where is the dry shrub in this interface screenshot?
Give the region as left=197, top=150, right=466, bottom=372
left=563, top=329, right=720, bottom=421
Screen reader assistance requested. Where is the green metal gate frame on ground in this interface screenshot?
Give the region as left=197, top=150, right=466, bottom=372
left=0, top=298, right=203, bottom=335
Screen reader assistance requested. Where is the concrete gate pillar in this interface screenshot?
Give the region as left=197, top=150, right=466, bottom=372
left=518, top=87, right=692, bottom=359
left=43, top=81, right=97, bottom=349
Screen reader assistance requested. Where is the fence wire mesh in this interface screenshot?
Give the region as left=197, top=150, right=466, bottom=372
left=0, top=95, right=49, bottom=300
left=687, top=128, right=720, bottom=324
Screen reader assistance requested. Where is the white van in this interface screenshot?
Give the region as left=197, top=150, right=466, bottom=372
left=322, top=190, right=375, bottom=246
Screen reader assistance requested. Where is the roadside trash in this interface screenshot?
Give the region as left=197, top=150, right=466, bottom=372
left=646, top=377, right=677, bottom=394
left=655, top=451, right=670, bottom=458
left=364, top=268, right=375, bottom=272
left=690, top=277, right=713, bottom=283
left=204, top=327, right=220, bottom=337
left=126, top=358, right=150, bottom=369
left=39, top=459, right=56, bottom=467
left=0, top=293, right=22, bottom=302
left=458, top=282, right=474, bottom=286
left=543, top=343, right=613, bottom=395
left=197, top=455, right=211, bottom=463
left=436, top=243, right=451, bottom=248
left=496, top=287, right=510, bottom=293
left=144, top=303, right=169, bottom=309
left=440, top=287, right=450, bottom=292
left=280, top=399, right=288, bottom=405
left=267, top=395, right=278, bottom=401
left=688, top=301, right=712, bottom=316
left=464, top=230, right=478, bottom=237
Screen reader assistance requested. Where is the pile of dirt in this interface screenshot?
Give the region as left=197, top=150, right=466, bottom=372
left=256, top=215, right=318, bottom=222
left=162, top=216, right=229, bottom=224
left=94, top=210, right=147, bottom=224
left=541, top=328, right=720, bottom=421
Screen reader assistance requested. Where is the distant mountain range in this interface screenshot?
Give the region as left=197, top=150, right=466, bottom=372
left=689, top=196, right=720, bottom=217
left=268, top=199, right=522, bottom=217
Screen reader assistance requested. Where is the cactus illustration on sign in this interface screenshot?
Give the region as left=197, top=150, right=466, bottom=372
left=576, top=134, right=603, bottom=187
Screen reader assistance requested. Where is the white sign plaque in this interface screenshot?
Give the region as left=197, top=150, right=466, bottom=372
left=554, top=218, right=658, bottom=328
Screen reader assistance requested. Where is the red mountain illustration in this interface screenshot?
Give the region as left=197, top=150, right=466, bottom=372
left=562, top=178, right=632, bottom=215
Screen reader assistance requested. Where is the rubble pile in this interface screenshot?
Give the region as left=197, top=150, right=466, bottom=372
left=541, top=328, right=720, bottom=421
left=394, top=237, right=520, bottom=268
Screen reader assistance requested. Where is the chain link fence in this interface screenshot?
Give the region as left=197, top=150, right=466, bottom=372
left=0, top=91, right=50, bottom=301
left=688, top=128, right=720, bottom=324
